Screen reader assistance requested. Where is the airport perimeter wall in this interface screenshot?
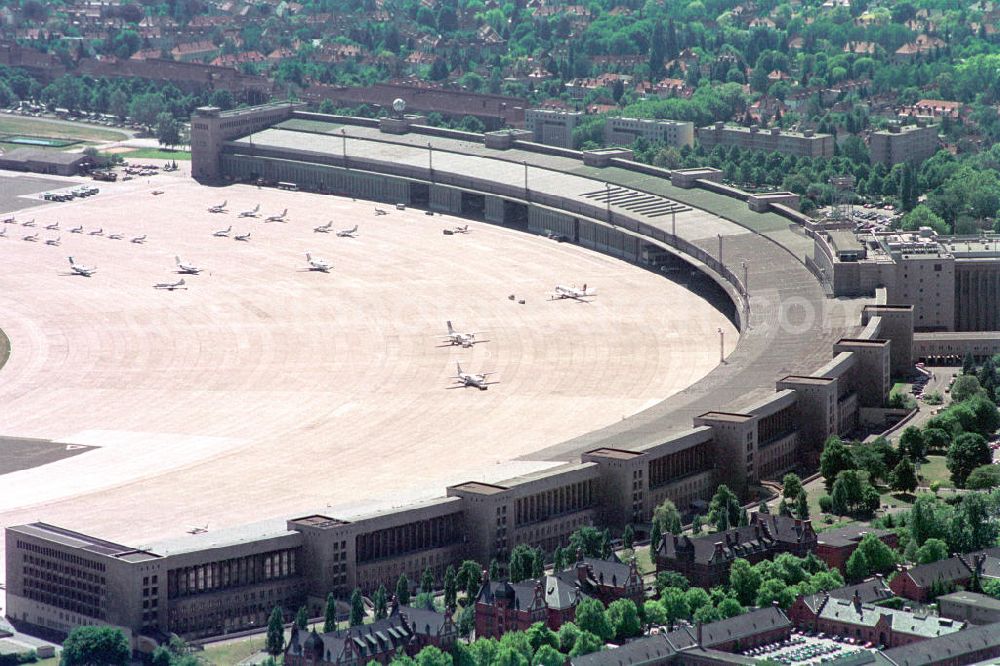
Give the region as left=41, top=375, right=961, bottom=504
left=4, top=106, right=918, bottom=645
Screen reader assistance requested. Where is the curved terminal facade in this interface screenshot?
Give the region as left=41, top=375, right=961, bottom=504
left=6, top=104, right=917, bottom=644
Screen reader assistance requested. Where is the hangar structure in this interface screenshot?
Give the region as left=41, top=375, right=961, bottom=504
left=7, top=103, right=917, bottom=645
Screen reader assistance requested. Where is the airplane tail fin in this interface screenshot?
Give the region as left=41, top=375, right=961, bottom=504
left=456, top=361, right=463, bottom=375
left=282, top=209, right=287, bottom=216
left=68, top=256, right=74, bottom=265
left=306, top=253, right=312, bottom=261
left=447, top=321, right=454, bottom=334
left=175, top=255, right=181, bottom=265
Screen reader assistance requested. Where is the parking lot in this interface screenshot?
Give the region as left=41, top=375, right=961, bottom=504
left=741, top=631, right=872, bottom=664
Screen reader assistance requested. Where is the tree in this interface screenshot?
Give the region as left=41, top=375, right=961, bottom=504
left=659, top=587, right=690, bottom=628
left=421, top=567, right=435, bottom=594
left=948, top=432, right=992, bottom=487
left=909, top=494, right=953, bottom=547
left=964, top=352, right=977, bottom=375
left=324, top=592, right=337, bottom=632
left=653, top=499, right=683, bottom=535
left=821, top=436, right=855, bottom=491
left=266, top=606, right=285, bottom=656
left=623, top=524, right=635, bottom=550
left=857, top=533, right=896, bottom=575
left=890, top=457, right=918, bottom=494
left=444, top=565, right=457, bottom=609
left=643, top=599, right=668, bottom=627
left=396, top=573, right=411, bottom=605
left=782, top=473, right=803, bottom=501
left=568, top=526, right=604, bottom=558
left=531, top=645, right=564, bottom=666
left=952, top=375, right=985, bottom=403
left=350, top=588, right=365, bottom=626
left=557, top=622, right=581, bottom=653
left=415, top=645, right=453, bottom=666
left=574, top=597, right=612, bottom=641
left=729, top=558, right=762, bottom=606
left=525, top=622, right=558, bottom=654
left=916, top=538, right=949, bottom=564
left=151, top=646, right=172, bottom=666
left=128, top=92, right=166, bottom=129
left=950, top=492, right=999, bottom=553
left=684, top=587, right=710, bottom=615
left=458, top=560, right=482, bottom=600
left=717, top=597, right=744, bottom=619
left=967, top=464, right=1000, bottom=490
left=509, top=544, right=539, bottom=583
left=61, top=626, right=130, bottom=666
left=756, top=578, right=796, bottom=609
left=374, top=584, right=389, bottom=620
left=777, top=498, right=792, bottom=517
left=899, top=427, right=926, bottom=461
left=568, top=631, right=602, bottom=658
left=296, top=605, right=309, bottom=629
left=707, top=485, right=741, bottom=532
left=795, top=489, right=810, bottom=519
left=655, top=571, right=690, bottom=594
left=649, top=520, right=662, bottom=555
left=845, top=549, right=869, bottom=583
left=606, top=599, right=642, bottom=640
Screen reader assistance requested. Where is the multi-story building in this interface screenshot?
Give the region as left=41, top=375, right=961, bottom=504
left=604, top=117, right=694, bottom=148
left=654, top=514, right=818, bottom=588
left=814, top=526, right=898, bottom=573
left=524, top=109, right=583, bottom=148
left=697, top=122, right=835, bottom=158
left=788, top=589, right=965, bottom=648
left=889, top=549, right=1000, bottom=602
left=869, top=120, right=939, bottom=166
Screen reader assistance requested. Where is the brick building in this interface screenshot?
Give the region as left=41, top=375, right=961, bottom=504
left=889, top=549, right=1000, bottom=602
left=788, top=589, right=965, bottom=648
left=814, top=526, right=898, bottom=573
left=283, top=605, right=455, bottom=665
left=654, top=514, right=817, bottom=588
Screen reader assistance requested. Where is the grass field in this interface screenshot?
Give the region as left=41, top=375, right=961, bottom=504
left=122, top=147, right=191, bottom=160
left=0, top=116, right=126, bottom=143
left=0, top=327, right=8, bottom=372
left=199, top=637, right=268, bottom=665
left=917, top=455, right=954, bottom=489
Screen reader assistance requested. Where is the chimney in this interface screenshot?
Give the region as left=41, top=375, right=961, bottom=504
left=713, top=542, right=724, bottom=560
left=696, top=620, right=703, bottom=647
left=852, top=589, right=862, bottom=612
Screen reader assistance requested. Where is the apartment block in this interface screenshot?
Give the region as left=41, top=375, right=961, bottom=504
left=697, top=122, right=834, bottom=158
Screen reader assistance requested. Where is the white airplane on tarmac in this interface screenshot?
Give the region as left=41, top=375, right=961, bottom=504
left=46, top=236, right=61, bottom=246
left=213, top=226, right=232, bottom=237
left=551, top=284, right=597, bottom=301
left=453, top=225, right=470, bottom=234
left=314, top=221, right=333, bottom=233
left=374, top=207, right=388, bottom=216
left=22, top=219, right=35, bottom=227
left=131, top=235, right=146, bottom=244
left=208, top=200, right=227, bottom=213
left=154, top=278, right=187, bottom=290
left=89, top=228, right=103, bottom=236
left=239, top=204, right=260, bottom=218
left=70, top=225, right=84, bottom=234
left=234, top=231, right=251, bottom=242
left=448, top=362, right=497, bottom=390
left=305, top=253, right=332, bottom=272
left=440, top=321, right=484, bottom=348
left=265, top=209, right=288, bottom=223
left=1, top=216, right=15, bottom=224
left=175, top=256, right=203, bottom=274
left=337, top=225, right=358, bottom=238
left=68, top=256, right=96, bottom=277
left=45, top=222, right=59, bottom=230
left=108, top=232, right=124, bottom=240
left=22, top=232, right=38, bottom=242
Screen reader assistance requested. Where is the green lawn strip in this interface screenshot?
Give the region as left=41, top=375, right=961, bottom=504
left=120, top=147, right=192, bottom=161
left=0, top=116, right=126, bottom=142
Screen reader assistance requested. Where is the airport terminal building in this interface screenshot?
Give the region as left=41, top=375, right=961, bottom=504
left=6, top=103, right=935, bottom=647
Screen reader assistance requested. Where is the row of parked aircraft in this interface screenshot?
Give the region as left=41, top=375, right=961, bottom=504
left=209, top=201, right=288, bottom=222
